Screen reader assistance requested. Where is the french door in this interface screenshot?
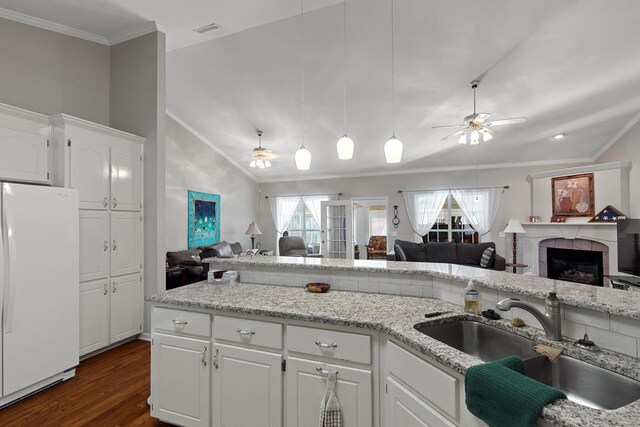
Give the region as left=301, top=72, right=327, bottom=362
left=320, top=200, right=353, bottom=259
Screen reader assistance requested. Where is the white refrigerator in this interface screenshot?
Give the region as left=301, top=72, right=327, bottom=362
left=0, top=182, right=79, bottom=406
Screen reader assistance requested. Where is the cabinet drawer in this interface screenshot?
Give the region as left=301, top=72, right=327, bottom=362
left=386, top=341, right=458, bottom=420
left=153, top=307, right=211, bottom=338
left=287, top=325, right=371, bottom=365
left=213, top=315, right=283, bottom=350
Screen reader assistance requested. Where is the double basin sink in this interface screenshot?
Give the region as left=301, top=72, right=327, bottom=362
left=414, top=319, right=640, bottom=410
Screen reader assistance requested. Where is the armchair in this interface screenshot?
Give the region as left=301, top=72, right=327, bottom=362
left=279, top=236, right=323, bottom=258
left=365, top=235, right=388, bottom=260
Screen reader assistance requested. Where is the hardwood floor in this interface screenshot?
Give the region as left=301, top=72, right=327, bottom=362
left=0, top=339, right=170, bottom=427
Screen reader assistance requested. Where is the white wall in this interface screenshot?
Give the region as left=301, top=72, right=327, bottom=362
left=0, top=17, right=110, bottom=125
left=165, top=115, right=259, bottom=251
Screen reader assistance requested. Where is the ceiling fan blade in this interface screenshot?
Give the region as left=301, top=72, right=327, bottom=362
left=441, top=130, right=466, bottom=140
left=486, top=117, right=528, bottom=126
left=481, top=127, right=496, bottom=136
left=432, top=124, right=465, bottom=129
left=472, top=113, right=492, bottom=124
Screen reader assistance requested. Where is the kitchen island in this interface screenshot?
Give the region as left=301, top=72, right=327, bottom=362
left=148, top=274, right=640, bottom=426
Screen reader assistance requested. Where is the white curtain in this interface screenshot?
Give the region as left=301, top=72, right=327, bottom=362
left=402, top=190, right=450, bottom=237
left=451, top=188, right=504, bottom=237
left=269, top=196, right=301, bottom=234
left=302, top=195, right=330, bottom=227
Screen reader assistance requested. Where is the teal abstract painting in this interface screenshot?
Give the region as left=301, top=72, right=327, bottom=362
left=188, top=190, right=220, bottom=248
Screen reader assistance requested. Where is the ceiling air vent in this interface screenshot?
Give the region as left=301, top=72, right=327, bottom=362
left=194, top=23, right=221, bottom=34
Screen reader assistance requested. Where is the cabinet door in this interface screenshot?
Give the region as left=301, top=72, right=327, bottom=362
left=110, top=211, right=142, bottom=277
left=285, top=357, right=372, bottom=427
left=0, top=110, right=49, bottom=183
left=385, top=377, right=456, bottom=427
left=212, top=343, right=282, bottom=427
left=110, top=274, right=142, bottom=342
left=79, top=279, right=110, bottom=356
left=111, top=142, right=142, bottom=211
left=151, top=333, right=210, bottom=427
left=79, top=210, right=110, bottom=282
left=69, top=137, right=110, bottom=209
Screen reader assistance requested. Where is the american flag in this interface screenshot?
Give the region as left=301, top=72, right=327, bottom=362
left=591, top=205, right=626, bottom=222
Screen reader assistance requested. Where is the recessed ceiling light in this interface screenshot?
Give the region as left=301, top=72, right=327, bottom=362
left=552, top=133, right=566, bottom=140
left=194, top=23, right=221, bottom=34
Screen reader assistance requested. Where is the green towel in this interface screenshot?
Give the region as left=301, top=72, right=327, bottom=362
left=465, top=356, right=566, bottom=427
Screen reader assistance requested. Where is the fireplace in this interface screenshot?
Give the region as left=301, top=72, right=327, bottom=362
left=547, top=247, right=604, bottom=286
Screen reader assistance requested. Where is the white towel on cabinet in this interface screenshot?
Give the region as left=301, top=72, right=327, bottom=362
left=319, top=370, right=342, bottom=427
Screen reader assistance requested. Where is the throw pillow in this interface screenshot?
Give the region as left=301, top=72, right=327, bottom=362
left=480, top=247, right=496, bottom=268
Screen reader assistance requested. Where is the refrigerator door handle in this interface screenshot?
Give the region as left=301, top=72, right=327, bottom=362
left=2, top=189, right=17, bottom=334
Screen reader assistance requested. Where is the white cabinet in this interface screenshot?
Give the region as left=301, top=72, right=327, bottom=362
left=110, top=212, right=142, bottom=277
left=111, top=143, right=142, bottom=211
left=152, top=333, right=211, bottom=427
left=212, top=343, right=282, bottom=427
left=79, top=211, right=110, bottom=282
left=69, top=137, right=110, bottom=210
left=79, top=279, right=110, bottom=355
left=110, top=274, right=143, bottom=342
left=285, top=356, right=373, bottom=427
left=385, top=377, right=455, bottom=427
left=0, top=103, right=50, bottom=184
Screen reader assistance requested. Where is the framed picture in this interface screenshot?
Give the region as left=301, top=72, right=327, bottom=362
left=529, top=216, right=542, bottom=223
left=551, top=173, right=594, bottom=217
left=188, top=190, right=220, bottom=248
left=550, top=215, right=567, bottom=223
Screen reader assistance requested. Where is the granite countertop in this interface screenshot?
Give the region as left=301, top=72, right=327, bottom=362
left=149, top=282, right=640, bottom=427
left=205, top=256, right=640, bottom=320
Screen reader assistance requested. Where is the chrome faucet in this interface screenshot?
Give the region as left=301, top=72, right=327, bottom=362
left=496, top=292, right=563, bottom=341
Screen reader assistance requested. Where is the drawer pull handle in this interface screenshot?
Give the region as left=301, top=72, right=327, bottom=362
left=236, top=328, right=255, bottom=336
left=316, top=366, right=338, bottom=376
left=201, top=347, right=207, bottom=366
left=172, top=319, right=189, bottom=326
left=315, top=340, right=338, bottom=349
left=213, top=349, right=219, bottom=369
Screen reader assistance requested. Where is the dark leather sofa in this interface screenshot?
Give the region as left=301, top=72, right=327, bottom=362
left=166, top=241, right=243, bottom=285
left=393, top=240, right=506, bottom=271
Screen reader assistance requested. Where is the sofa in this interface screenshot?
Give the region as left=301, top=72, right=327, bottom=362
left=278, top=236, right=323, bottom=257
left=393, top=240, right=506, bottom=271
left=166, top=241, right=243, bottom=286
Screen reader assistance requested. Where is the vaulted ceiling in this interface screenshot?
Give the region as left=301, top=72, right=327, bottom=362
left=2, top=0, right=640, bottom=182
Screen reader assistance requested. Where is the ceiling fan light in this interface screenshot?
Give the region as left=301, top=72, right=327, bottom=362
left=384, top=135, right=403, bottom=163
left=295, top=145, right=311, bottom=170
left=470, top=130, right=480, bottom=145
left=458, top=134, right=467, bottom=144
left=249, top=160, right=256, bottom=168
left=336, top=135, right=354, bottom=160
left=265, top=160, right=271, bottom=168
left=482, top=130, right=493, bottom=142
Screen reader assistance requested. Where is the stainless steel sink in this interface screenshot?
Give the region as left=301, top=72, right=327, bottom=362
left=414, top=319, right=540, bottom=361
left=523, top=355, right=640, bottom=410
left=414, top=319, right=640, bottom=409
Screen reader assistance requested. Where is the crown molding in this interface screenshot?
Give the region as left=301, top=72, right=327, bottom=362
left=49, top=113, right=145, bottom=143
left=526, top=160, right=631, bottom=181
left=0, top=7, right=169, bottom=46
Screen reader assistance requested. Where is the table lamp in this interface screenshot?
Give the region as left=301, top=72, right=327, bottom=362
left=245, top=221, right=262, bottom=249
left=503, top=219, right=526, bottom=273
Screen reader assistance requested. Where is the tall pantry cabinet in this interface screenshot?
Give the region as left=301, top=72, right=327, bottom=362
left=51, top=114, right=144, bottom=356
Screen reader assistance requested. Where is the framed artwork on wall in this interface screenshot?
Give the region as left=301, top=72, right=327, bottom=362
left=188, top=190, right=220, bottom=248
left=551, top=173, right=594, bottom=217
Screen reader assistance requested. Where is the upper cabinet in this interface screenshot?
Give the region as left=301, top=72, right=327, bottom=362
left=50, top=114, right=143, bottom=211
left=0, top=103, right=50, bottom=184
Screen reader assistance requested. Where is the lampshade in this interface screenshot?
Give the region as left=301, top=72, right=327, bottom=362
left=295, top=145, right=311, bottom=170
left=503, top=219, right=526, bottom=234
left=384, top=135, right=403, bottom=163
left=336, top=135, right=354, bottom=160
left=245, top=222, right=262, bottom=236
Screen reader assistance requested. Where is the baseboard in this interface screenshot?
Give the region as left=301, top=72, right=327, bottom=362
left=138, top=332, right=151, bottom=342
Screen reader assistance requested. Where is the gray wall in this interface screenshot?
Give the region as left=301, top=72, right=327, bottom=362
left=110, top=32, right=166, bottom=333
left=165, top=115, right=259, bottom=251
left=0, top=17, right=110, bottom=125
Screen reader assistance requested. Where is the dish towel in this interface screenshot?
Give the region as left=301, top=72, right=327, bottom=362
left=319, top=370, right=343, bottom=427
left=465, top=356, right=566, bottom=427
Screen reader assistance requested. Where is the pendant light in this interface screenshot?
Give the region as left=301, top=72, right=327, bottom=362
left=384, top=0, right=403, bottom=163
left=295, top=0, right=311, bottom=170
left=336, top=0, right=354, bottom=160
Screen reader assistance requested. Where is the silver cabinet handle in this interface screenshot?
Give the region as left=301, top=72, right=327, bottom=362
left=316, top=366, right=338, bottom=376
left=112, top=240, right=117, bottom=251
left=103, top=197, right=108, bottom=208
left=103, top=240, right=108, bottom=251
left=112, top=282, right=117, bottom=293
left=213, top=349, right=219, bottom=369
left=103, top=283, right=108, bottom=295
left=172, top=319, right=188, bottom=325
left=113, top=197, right=117, bottom=208
left=201, top=347, right=207, bottom=366
left=315, top=340, right=338, bottom=349
left=236, top=328, right=255, bottom=336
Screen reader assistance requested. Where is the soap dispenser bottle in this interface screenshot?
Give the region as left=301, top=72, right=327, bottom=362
left=463, top=280, right=481, bottom=314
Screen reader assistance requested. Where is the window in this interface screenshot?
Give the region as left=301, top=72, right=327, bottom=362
left=425, top=194, right=478, bottom=243
left=369, top=208, right=387, bottom=236
left=286, top=200, right=321, bottom=247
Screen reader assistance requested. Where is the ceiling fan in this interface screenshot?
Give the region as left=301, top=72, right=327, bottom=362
left=433, top=80, right=527, bottom=145
left=249, top=130, right=275, bottom=168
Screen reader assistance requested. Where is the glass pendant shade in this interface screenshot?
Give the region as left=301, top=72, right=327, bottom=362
left=249, top=160, right=256, bottom=168
left=336, top=134, right=354, bottom=160
left=295, top=145, right=311, bottom=170
left=384, top=135, right=403, bottom=163
left=469, top=130, right=480, bottom=145
left=481, top=130, right=493, bottom=142
left=458, top=134, right=467, bottom=144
